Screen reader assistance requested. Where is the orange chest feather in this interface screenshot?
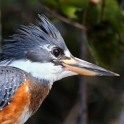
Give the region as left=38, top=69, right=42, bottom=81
left=0, top=78, right=50, bottom=124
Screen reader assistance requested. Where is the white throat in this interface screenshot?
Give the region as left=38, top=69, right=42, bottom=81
left=0, top=60, right=77, bottom=87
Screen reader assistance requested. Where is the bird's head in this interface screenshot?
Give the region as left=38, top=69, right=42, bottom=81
left=0, top=15, right=119, bottom=86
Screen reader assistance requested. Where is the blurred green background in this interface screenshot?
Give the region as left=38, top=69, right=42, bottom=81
left=0, top=0, right=124, bottom=124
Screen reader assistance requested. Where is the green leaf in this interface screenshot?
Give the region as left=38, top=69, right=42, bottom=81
left=104, top=0, right=124, bottom=21
left=28, top=0, right=39, bottom=5
left=43, top=0, right=58, bottom=6
left=59, top=0, right=89, bottom=8
left=88, top=24, right=119, bottom=67
left=101, top=0, right=124, bottom=33
left=109, top=18, right=124, bottom=33
left=86, top=5, right=101, bottom=26
left=60, top=5, right=77, bottom=18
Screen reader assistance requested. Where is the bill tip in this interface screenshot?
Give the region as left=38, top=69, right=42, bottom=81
left=115, top=73, right=120, bottom=76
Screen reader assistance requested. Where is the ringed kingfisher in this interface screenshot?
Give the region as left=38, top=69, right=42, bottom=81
left=0, top=14, right=119, bottom=124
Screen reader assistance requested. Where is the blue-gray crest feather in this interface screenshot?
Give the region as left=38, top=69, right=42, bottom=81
left=0, top=14, right=66, bottom=62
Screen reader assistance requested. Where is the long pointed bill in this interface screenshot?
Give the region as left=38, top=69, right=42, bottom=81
left=62, top=57, right=119, bottom=76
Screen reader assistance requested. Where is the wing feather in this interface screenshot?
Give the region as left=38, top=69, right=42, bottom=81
left=0, top=66, right=26, bottom=110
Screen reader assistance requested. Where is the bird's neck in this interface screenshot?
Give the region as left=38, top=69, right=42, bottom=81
left=0, top=59, right=56, bottom=88
left=26, top=72, right=52, bottom=88
left=23, top=71, right=50, bottom=115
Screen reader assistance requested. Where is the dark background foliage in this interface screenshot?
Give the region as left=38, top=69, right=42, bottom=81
left=0, top=0, right=124, bottom=124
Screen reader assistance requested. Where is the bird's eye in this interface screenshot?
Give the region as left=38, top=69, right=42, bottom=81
left=52, top=48, right=63, bottom=58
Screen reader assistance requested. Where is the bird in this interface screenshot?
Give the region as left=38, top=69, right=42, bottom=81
left=0, top=14, right=119, bottom=124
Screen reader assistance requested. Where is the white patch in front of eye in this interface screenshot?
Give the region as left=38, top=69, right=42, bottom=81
left=64, top=50, right=71, bottom=58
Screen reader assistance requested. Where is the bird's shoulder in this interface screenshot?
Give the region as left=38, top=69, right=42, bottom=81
left=0, top=66, right=50, bottom=122
left=0, top=66, right=31, bottom=123
left=0, top=66, right=27, bottom=110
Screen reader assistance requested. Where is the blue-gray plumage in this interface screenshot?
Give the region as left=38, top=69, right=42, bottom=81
left=0, top=67, right=25, bottom=110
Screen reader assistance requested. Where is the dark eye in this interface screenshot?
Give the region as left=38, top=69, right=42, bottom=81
left=52, top=48, right=63, bottom=58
